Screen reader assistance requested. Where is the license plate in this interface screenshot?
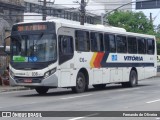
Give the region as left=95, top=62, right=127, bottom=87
left=24, top=79, right=32, bottom=83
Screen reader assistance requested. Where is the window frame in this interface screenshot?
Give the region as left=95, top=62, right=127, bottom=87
left=116, top=35, right=127, bottom=53
left=75, top=30, right=90, bottom=52
left=127, top=36, right=137, bottom=54
left=104, top=33, right=116, bottom=53
left=147, top=38, right=155, bottom=55
left=90, top=31, right=104, bottom=52
left=137, top=37, right=146, bottom=54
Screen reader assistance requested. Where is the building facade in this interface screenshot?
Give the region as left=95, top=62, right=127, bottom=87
left=0, top=0, right=24, bottom=45
left=0, top=0, right=24, bottom=76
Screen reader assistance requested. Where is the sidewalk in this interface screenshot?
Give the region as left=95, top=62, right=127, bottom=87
left=0, top=86, right=30, bottom=93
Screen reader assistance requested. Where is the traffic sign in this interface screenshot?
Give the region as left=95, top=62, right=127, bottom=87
left=136, top=0, right=160, bottom=9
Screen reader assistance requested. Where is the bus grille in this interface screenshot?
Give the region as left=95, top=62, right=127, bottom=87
left=14, top=76, right=43, bottom=83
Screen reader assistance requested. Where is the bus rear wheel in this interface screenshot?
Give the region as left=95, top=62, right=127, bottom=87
left=35, top=87, right=49, bottom=95
left=93, top=84, right=106, bottom=89
left=129, top=70, right=138, bottom=87
left=72, top=72, right=86, bottom=93
left=122, top=70, right=138, bottom=87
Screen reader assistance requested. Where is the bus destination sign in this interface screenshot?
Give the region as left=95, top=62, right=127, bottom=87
left=17, top=24, right=47, bottom=32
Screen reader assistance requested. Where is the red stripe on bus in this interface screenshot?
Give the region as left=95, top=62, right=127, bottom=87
left=93, top=52, right=105, bottom=68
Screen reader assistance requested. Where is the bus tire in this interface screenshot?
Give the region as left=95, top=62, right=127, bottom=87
left=35, top=87, right=49, bottom=95
left=122, top=70, right=138, bottom=87
left=128, top=70, right=138, bottom=87
left=93, top=84, right=106, bottom=89
left=72, top=72, right=86, bottom=93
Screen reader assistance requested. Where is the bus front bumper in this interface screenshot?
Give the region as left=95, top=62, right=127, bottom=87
left=9, top=74, right=58, bottom=87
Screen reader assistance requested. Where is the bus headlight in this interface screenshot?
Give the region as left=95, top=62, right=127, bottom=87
left=44, top=68, right=57, bottom=79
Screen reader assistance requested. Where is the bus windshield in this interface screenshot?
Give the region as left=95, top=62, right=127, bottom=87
left=11, top=33, right=57, bottom=63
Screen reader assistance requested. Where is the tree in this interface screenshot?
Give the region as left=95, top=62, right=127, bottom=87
left=107, top=11, right=155, bottom=35
left=156, top=24, right=160, bottom=39
left=157, top=40, right=160, bottom=55
left=156, top=24, right=160, bottom=34
left=155, top=24, right=160, bottom=55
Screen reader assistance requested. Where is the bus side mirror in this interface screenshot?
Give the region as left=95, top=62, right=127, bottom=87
left=4, top=36, right=11, bottom=55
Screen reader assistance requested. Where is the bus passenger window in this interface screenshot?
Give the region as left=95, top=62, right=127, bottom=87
left=138, top=38, right=146, bottom=54
left=104, top=34, right=116, bottom=53
left=116, top=35, right=127, bottom=53
left=75, top=30, right=90, bottom=52
left=128, top=37, right=137, bottom=54
left=59, top=35, right=74, bottom=65
left=59, top=36, right=73, bottom=55
left=147, top=39, right=155, bottom=55
left=91, top=32, right=104, bottom=52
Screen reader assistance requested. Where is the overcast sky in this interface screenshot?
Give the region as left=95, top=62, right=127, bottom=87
left=54, top=0, right=160, bottom=26
left=135, top=9, right=160, bottom=26
left=28, top=0, right=160, bottom=26
left=131, top=0, right=160, bottom=26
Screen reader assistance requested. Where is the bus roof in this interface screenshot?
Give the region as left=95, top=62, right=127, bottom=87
left=15, top=19, right=155, bottom=39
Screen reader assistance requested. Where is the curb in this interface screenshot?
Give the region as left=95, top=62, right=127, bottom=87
left=0, top=87, right=30, bottom=93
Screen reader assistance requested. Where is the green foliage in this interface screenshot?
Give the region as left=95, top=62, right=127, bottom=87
left=156, top=24, right=160, bottom=34
left=155, top=24, right=160, bottom=39
left=157, top=40, right=160, bottom=55
left=107, top=11, right=155, bottom=35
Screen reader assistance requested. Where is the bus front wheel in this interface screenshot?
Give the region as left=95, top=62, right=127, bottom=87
left=72, top=72, right=86, bottom=93
left=35, top=87, right=49, bottom=95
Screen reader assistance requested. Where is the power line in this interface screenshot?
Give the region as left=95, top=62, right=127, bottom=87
left=86, top=8, right=134, bottom=11
left=52, top=3, right=135, bottom=5
left=153, top=10, right=160, bottom=22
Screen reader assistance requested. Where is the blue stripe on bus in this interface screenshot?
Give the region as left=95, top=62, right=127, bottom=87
left=100, top=52, right=154, bottom=67
left=100, top=52, right=110, bottom=67
left=101, top=63, right=154, bottom=67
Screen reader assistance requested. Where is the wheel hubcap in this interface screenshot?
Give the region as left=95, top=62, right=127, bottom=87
left=132, top=75, right=136, bottom=85
left=77, top=77, right=84, bottom=89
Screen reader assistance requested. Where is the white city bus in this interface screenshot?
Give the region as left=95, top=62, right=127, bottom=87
left=5, top=20, right=157, bottom=94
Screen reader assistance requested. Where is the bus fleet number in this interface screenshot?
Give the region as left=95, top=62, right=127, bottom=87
left=79, top=58, right=87, bottom=63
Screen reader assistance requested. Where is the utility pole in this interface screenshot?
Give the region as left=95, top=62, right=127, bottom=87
left=42, top=0, right=47, bottom=21
left=38, top=0, right=55, bottom=21
left=150, top=12, right=153, bottom=24
left=80, top=0, right=86, bottom=25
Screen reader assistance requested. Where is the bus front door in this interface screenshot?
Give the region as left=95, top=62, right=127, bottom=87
left=58, top=35, right=74, bottom=87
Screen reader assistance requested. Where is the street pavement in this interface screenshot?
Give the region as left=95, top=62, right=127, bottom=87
left=0, top=77, right=160, bottom=120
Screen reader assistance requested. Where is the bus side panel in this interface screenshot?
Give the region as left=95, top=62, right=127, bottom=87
left=102, top=68, right=110, bottom=84
left=144, top=54, right=157, bottom=79
left=74, top=51, right=94, bottom=85
left=137, top=67, right=145, bottom=80
left=122, top=67, right=130, bottom=82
